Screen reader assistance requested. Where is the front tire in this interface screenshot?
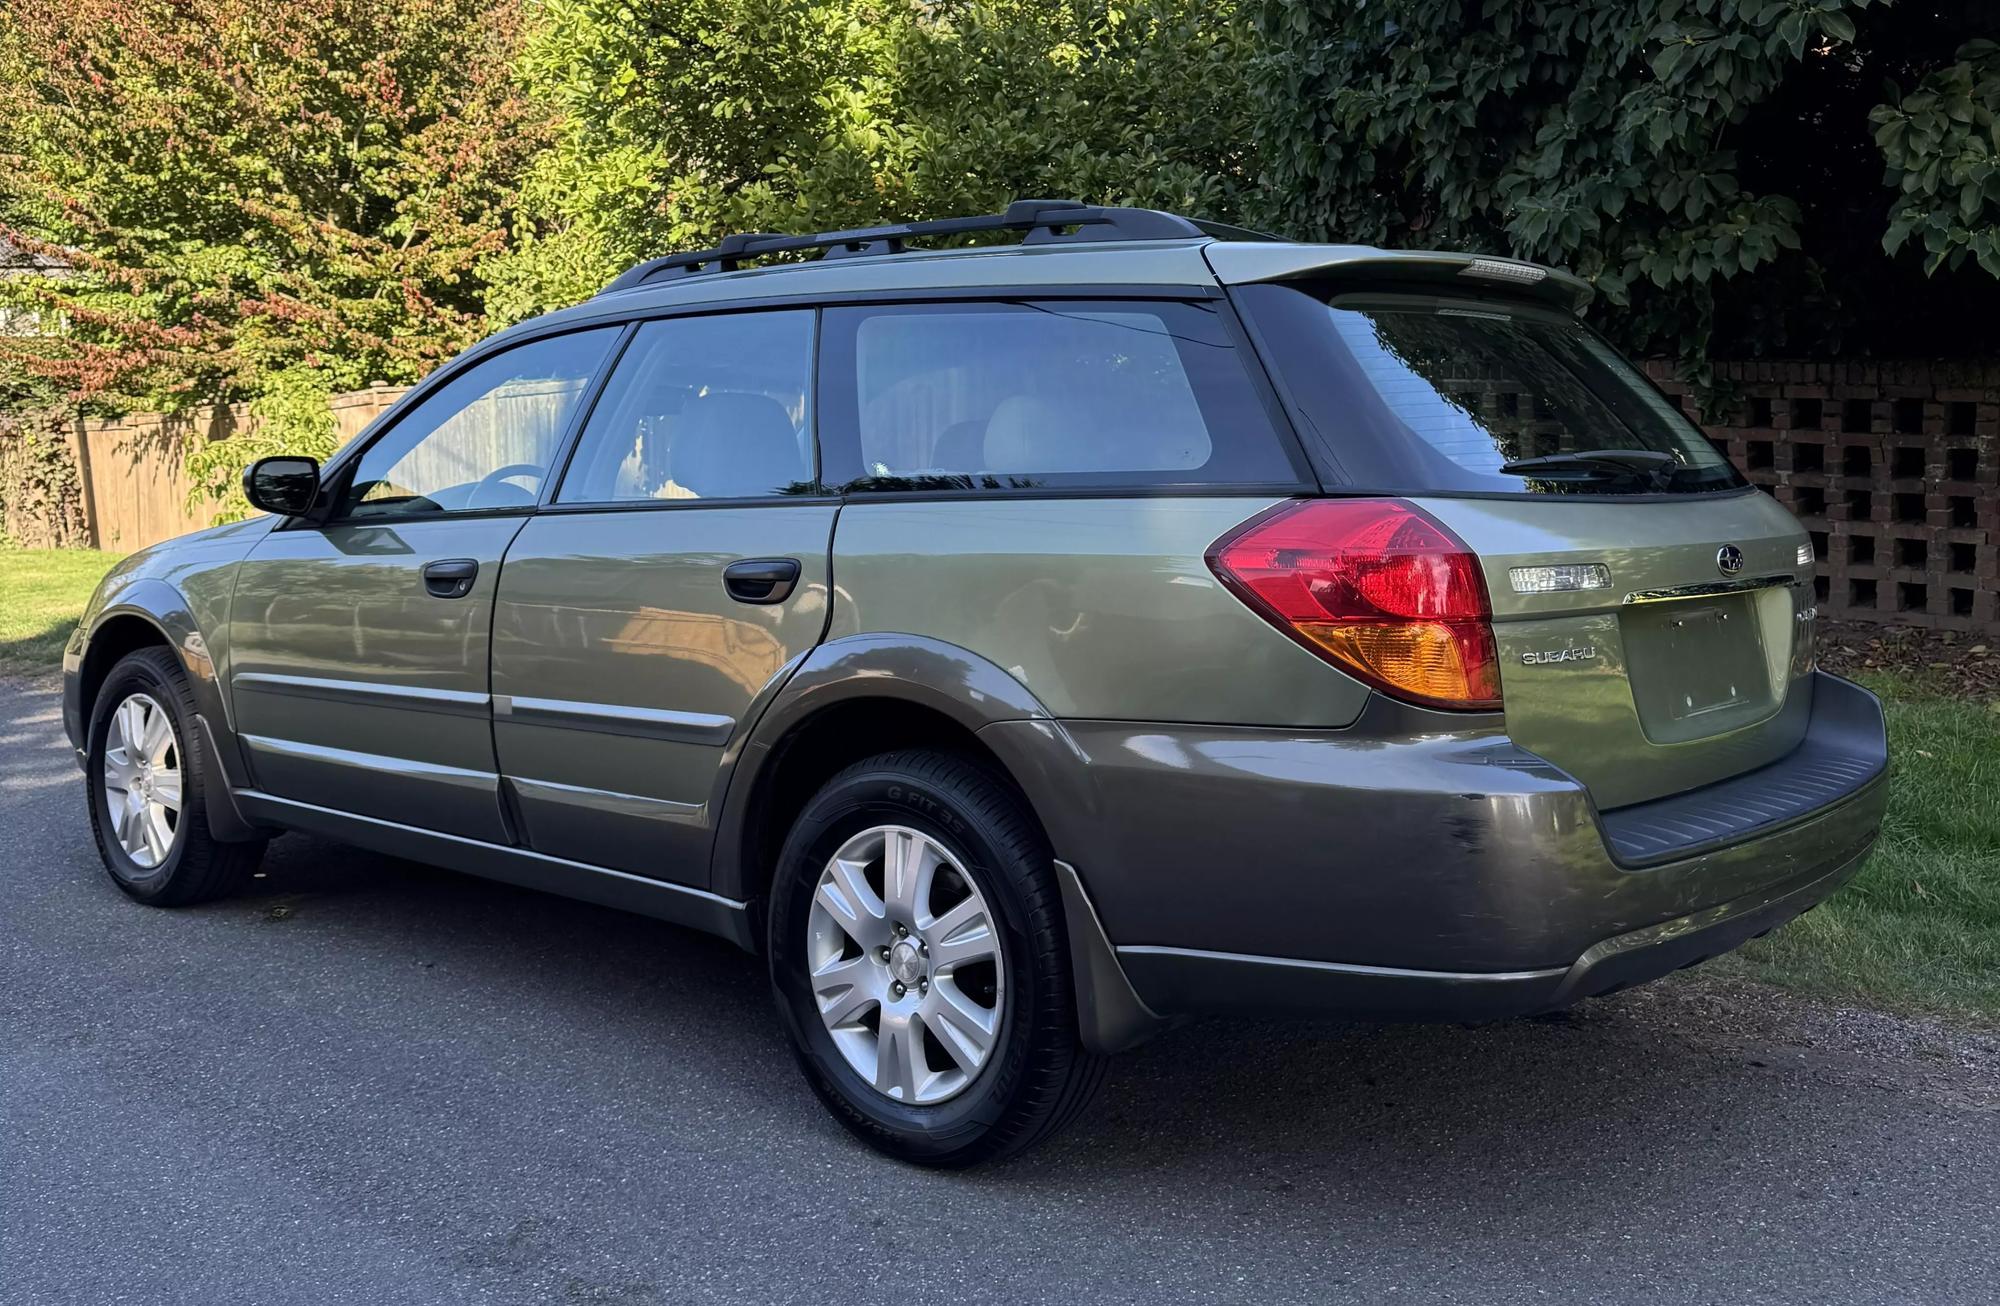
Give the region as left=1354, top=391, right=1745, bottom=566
left=86, top=647, right=265, bottom=906
left=767, top=749, right=1107, bottom=1167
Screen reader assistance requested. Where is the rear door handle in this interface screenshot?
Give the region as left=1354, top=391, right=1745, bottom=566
left=722, top=557, right=801, bottom=605
left=422, top=558, right=479, bottom=599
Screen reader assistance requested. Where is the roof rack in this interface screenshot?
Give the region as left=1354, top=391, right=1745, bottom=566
left=598, top=199, right=1214, bottom=295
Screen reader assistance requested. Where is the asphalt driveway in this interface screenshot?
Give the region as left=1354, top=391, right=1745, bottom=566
left=3, top=673, right=1997, bottom=1305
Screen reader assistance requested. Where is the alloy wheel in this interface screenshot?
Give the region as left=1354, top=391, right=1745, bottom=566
left=804, top=824, right=1006, bottom=1104
left=101, top=691, right=182, bottom=869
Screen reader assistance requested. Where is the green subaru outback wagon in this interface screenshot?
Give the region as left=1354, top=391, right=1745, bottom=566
left=65, top=201, right=1889, bottom=1166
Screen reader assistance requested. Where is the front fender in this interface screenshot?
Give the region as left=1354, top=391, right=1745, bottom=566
left=64, top=515, right=271, bottom=758
left=68, top=581, right=199, bottom=741
left=66, top=575, right=262, bottom=841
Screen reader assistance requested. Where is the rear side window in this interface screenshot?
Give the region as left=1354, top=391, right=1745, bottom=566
left=818, top=299, right=1302, bottom=491
left=557, top=310, right=815, bottom=503
left=1234, top=283, right=1745, bottom=496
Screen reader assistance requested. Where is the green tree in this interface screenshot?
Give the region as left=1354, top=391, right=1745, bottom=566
left=1249, top=2, right=2000, bottom=373
left=484, top=0, right=912, bottom=320
left=484, top=0, right=1261, bottom=321
left=1250, top=0, right=1886, bottom=372
left=1876, top=38, right=2000, bottom=277
left=0, top=0, right=542, bottom=511
left=892, top=1, right=1263, bottom=230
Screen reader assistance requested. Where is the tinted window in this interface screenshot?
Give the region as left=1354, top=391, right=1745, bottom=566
left=338, top=328, right=618, bottom=518
left=819, top=300, right=1300, bottom=491
left=557, top=311, right=815, bottom=503
left=1236, top=284, right=1744, bottom=496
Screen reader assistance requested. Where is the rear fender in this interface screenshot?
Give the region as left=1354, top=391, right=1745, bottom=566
left=709, top=633, right=1161, bottom=1052
left=709, top=633, right=1066, bottom=902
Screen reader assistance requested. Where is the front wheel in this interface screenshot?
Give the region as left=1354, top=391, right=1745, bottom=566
left=86, top=647, right=265, bottom=905
left=767, top=749, right=1107, bottom=1166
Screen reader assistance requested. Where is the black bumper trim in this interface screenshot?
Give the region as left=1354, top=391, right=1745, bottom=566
left=1598, top=672, right=1888, bottom=867
left=1117, top=834, right=1875, bottom=1023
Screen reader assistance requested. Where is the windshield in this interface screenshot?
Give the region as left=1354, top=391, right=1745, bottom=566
left=1235, top=284, right=1746, bottom=496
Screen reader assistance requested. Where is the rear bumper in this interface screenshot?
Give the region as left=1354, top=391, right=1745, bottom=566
left=988, top=671, right=1887, bottom=1028
left=1115, top=823, right=1875, bottom=1022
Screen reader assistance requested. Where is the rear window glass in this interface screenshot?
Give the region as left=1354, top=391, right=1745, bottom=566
left=1235, top=284, right=1745, bottom=496
left=818, top=299, right=1302, bottom=491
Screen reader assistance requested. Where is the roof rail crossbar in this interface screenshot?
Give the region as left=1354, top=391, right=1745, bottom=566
left=598, top=199, right=1208, bottom=294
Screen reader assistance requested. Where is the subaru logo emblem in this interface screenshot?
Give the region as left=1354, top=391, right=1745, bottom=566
left=1716, top=545, right=1745, bottom=576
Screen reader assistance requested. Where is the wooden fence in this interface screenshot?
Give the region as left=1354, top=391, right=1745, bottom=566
left=29, top=382, right=610, bottom=551
left=48, top=385, right=410, bottom=552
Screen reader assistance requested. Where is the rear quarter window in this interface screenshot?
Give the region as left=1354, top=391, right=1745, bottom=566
left=817, top=299, right=1305, bottom=491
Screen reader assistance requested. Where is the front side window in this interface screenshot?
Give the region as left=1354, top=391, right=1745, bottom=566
left=337, top=327, right=619, bottom=519
left=1235, top=283, right=1744, bottom=496
left=818, top=299, right=1301, bottom=491
left=556, top=310, right=815, bottom=504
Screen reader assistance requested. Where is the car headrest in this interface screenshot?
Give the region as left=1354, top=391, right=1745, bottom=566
left=671, top=392, right=803, bottom=498
left=931, top=419, right=987, bottom=473
left=982, top=395, right=1097, bottom=475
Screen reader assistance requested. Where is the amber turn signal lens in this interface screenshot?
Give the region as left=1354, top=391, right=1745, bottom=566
left=1297, top=620, right=1502, bottom=710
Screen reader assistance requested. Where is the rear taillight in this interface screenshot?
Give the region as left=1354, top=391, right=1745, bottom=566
left=1207, top=499, right=1502, bottom=711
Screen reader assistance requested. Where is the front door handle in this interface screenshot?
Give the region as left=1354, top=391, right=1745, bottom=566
left=722, top=557, right=801, bottom=605
left=422, top=557, right=479, bottom=599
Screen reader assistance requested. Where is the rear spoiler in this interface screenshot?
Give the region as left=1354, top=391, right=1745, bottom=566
left=1203, top=242, right=1593, bottom=314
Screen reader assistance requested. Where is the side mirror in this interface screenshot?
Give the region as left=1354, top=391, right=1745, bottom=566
left=242, top=456, right=321, bottom=517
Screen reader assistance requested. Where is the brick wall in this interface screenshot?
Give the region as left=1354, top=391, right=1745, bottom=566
left=1647, top=360, right=2000, bottom=632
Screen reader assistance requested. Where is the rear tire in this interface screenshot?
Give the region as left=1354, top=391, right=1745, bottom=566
left=767, top=749, right=1107, bottom=1167
left=86, top=647, right=265, bottom=906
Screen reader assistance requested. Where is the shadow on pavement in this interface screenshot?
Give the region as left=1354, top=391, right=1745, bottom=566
left=214, top=829, right=1947, bottom=1208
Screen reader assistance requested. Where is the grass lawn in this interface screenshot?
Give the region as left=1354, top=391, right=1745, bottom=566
left=1721, top=672, right=2000, bottom=1023
left=0, top=548, right=123, bottom=677
left=1, top=547, right=1994, bottom=1022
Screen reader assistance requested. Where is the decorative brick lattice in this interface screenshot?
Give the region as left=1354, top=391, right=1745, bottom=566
left=1647, top=361, right=2000, bottom=632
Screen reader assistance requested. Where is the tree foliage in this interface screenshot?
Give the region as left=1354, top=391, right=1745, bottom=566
left=484, top=0, right=1261, bottom=320
left=483, top=0, right=909, bottom=318
left=0, top=367, right=85, bottom=549
left=1250, top=0, right=1897, bottom=370
left=0, top=0, right=1995, bottom=524
left=1876, top=38, right=2000, bottom=277
left=0, top=0, right=542, bottom=508
left=891, top=2, right=1263, bottom=231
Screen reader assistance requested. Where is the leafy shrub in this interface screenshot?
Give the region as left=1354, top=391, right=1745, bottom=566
left=1875, top=39, right=2000, bottom=277
left=484, top=0, right=1261, bottom=321
left=1249, top=1, right=1888, bottom=372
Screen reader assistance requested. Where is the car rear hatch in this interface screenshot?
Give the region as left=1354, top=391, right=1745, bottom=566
left=1415, top=493, right=1816, bottom=808
left=1220, top=250, right=1819, bottom=809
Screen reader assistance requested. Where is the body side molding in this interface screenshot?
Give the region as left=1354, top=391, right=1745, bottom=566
left=233, top=672, right=491, bottom=718
left=239, top=733, right=498, bottom=786
left=235, top=790, right=756, bottom=948
left=493, top=694, right=735, bottom=745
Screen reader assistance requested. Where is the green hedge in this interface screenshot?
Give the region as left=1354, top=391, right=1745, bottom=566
left=1249, top=2, right=2000, bottom=373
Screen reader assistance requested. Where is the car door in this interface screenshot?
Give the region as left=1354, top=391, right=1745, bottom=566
left=228, top=326, right=623, bottom=842
left=488, top=308, right=833, bottom=885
